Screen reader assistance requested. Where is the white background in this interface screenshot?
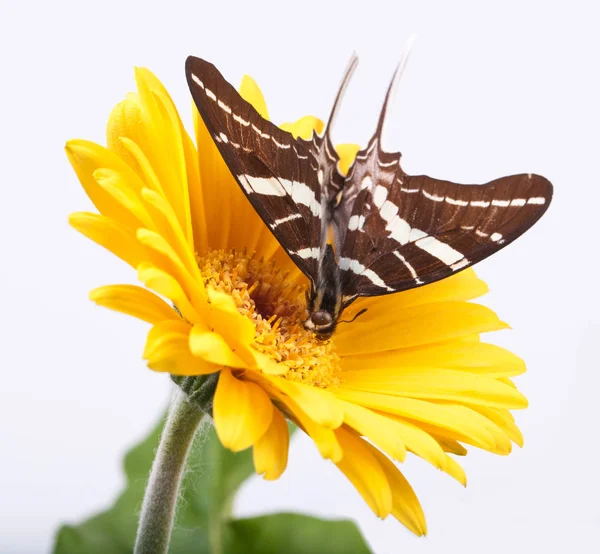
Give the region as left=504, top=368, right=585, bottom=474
left=1, top=0, right=599, bottom=552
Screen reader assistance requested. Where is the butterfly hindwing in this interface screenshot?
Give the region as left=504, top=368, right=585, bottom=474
left=339, top=138, right=553, bottom=297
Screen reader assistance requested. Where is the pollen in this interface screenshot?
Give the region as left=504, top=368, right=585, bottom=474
left=197, top=249, right=339, bottom=387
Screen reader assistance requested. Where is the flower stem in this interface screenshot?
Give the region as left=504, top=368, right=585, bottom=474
left=134, top=388, right=205, bottom=554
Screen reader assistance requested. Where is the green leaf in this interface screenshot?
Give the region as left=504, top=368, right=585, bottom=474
left=54, top=414, right=371, bottom=554
left=226, top=514, right=372, bottom=554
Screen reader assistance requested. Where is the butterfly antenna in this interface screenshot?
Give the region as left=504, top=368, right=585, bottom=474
left=374, top=34, right=417, bottom=143
left=337, top=308, right=368, bottom=325
left=323, top=53, right=359, bottom=142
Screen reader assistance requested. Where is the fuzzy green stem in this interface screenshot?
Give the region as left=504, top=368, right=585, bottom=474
left=134, top=388, right=205, bottom=554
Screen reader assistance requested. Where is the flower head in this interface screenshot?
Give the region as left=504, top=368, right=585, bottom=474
left=67, top=67, right=528, bottom=535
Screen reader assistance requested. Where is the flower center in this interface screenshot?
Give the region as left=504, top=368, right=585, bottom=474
left=197, top=249, right=339, bottom=388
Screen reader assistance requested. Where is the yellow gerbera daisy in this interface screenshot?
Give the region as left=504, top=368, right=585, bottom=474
left=66, top=67, right=527, bottom=536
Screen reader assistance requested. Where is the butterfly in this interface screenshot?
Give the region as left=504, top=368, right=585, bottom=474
left=185, top=49, right=552, bottom=339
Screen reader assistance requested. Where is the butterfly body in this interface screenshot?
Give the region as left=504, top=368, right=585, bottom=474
left=304, top=244, right=344, bottom=337
left=186, top=53, right=553, bottom=339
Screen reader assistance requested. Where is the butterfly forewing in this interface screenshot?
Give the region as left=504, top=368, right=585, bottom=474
left=185, top=57, right=327, bottom=282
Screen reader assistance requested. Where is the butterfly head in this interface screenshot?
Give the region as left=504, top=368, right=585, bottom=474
left=303, top=245, right=343, bottom=339
left=304, top=308, right=336, bottom=339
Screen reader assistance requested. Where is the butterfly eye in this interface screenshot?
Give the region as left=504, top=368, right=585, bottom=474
left=311, top=310, right=333, bottom=327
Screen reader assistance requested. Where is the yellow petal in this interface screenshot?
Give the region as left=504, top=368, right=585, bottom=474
left=304, top=423, right=343, bottom=462
left=345, top=270, right=488, bottom=326
left=213, top=369, right=273, bottom=451
left=279, top=115, right=324, bottom=140
left=473, top=406, right=524, bottom=447
left=89, top=285, right=176, bottom=323
left=147, top=94, right=207, bottom=253
left=498, top=377, right=517, bottom=387
left=93, top=168, right=154, bottom=229
left=358, top=411, right=465, bottom=485
left=134, top=68, right=193, bottom=247
left=367, top=445, right=427, bottom=536
left=189, top=325, right=250, bottom=368
left=440, top=405, right=513, bottom=455
left=336, top=389, right=497, bottom=451
left=207, top=287, right=256, bottom=347
left=443, top=455, right=467, bottom=486
left=106, top=93, right=146, bottom=174
left=203, top=288, right=264, bottom=371
left=118, top=136, right=167, bottom=198
left=335, top=143, right=361, bottom=176
left=253, top=408, right=289, bottom=480
left=334, top=427, right=393, bottom=518
left=340, top=340, right=526, bottom=379
left=433, top=436, right=468, bottom=456
left=243, top=372, right=342, bottom=462
left=137, top=263, right=202, bottom=324
left=405, top=404, right=513, bottom=455
left=143, top=318, right=189, bottom=357
left=192, top=101, right=232, bottom=250
left=65, top=139, right=144, bottom=229
left=136, top=228, right=206, bottom=309
left=239, top=75, right=269, bottom=119
left=69, top=212, right=144, bottom=267
left=132, top=70, right=203, bottom=246
left=138, top=187, right=199, bottom=274
left=143, top=320, right=219, bottom=375
left=374, top=412, right=448, bottom=471
left=247, top=349, right=288, bottom=375
left=274, top=379, right=344, bottom=428
left=336, top=301, right=509, bottom=355
left=340, top=401, right=407, bottom=461
left=340, top=367, right=528, bottom=409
